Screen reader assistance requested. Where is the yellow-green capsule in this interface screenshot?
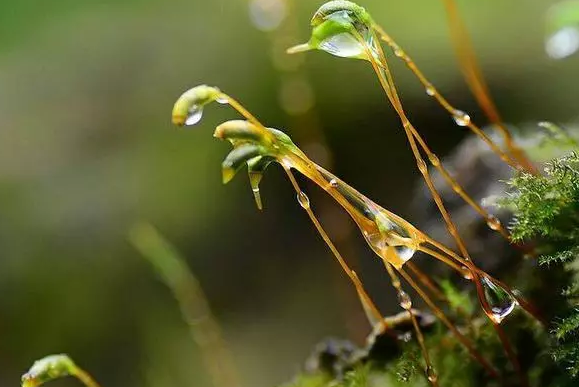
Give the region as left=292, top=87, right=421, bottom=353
left=21, top=355, right=76, bottom=387
left=287, top=1, right=375, bottom=60
left=172, top=85, right=222, bottom=126
left=213, top=120, right=269, bottom=145
left=310, top=1, right=371, bottom=27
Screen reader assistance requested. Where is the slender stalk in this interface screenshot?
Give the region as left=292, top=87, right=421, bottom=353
left=383, top=261, right=439, bottom=386
left=73, top=369, right=101, bottom=387
left=397, top=268, right=500, bottom=379
left=129, top=222, right=242, bottom=387
left=282, top=166, right=389, bottom=333
left=439, top=0, right=537, bottom=174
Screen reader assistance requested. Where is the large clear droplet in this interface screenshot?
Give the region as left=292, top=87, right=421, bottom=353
left=546, top=26, right=579, bottom=59
left=316, top=166, right=417, bottom=267
left=185, top=106, right=203, bottom=126
left=320, top=33, right=367, bottom=58
left=252, top=187, right=263, bottom=210
left=452, top=109, right=471, bottom=127
left=481, top=276, right=518, bottom=324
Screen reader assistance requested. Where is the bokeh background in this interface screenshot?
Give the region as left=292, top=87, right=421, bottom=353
left=0, top=0, right=577, bottom=387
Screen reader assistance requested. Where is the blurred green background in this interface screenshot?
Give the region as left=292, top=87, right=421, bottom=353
left=0, top=0, right=577, bottom=387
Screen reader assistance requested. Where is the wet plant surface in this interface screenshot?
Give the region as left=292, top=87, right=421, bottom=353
left=8, top=1, right=579, bottom=387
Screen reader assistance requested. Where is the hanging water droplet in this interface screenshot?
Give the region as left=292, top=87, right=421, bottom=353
left=425, top=84, right=435, bottom=96
left=251, top=186, right=263, bottom=210
left=316, top=166, right=417, bottom=267
left=304, top=6, right=378, bottom=60
left=297, top=191, right=310, bottom=209
left=452, top=110, right=471, bottom=127
left=426, top=366, right=438, bottom=383
left=394, top=47, right=403, bottom=57
left=546, top=26, right=579, bottom=59
left=216, top=96, right=229, bottom=104
left=461, top=266, right=473, bottom=280
left=486, top=215, right=502, bottom=231
left=398, top=290, right=412, bottom=310
left=481, top=276, right=518, bottom=323
left=319, top=33, right=368, bottom=58
left=185, top=106, right=203, bottom=126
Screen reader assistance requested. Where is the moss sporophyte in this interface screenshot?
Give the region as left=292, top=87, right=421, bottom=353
left=171, top=79, right=541, bottom=385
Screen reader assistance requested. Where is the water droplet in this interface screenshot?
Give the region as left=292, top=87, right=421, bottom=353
left=309, top=9, right=377, bottom=60
left=425, top=84, right=435, bottom=96
left=398, top=290, right=412, bottom=310
left=251, top=186, right=263, bottom=210
left=452, top=110, right=471, bottom=127
left=297, top=191, right=310, bottom=209
left=319, top=33, right=367, bottom=58
left=546, top=26, right=579, bottom=59
left=316, top=167, right=417, bottom=267
left=481, top=276, right=518, bottom=323
left=426, top=366, right=438, bottom=383
left=461, top=266, right=473, bottom=280
left=185, top=106, right=203, bottom=126
left=394, top=47, right=404, bottom=57
left=363, top=213, right=417, bottom=267
left=486, top=215, right=501, bottom=231
left=249, top=0, right=287, bottom=32
left=216, top=96, right=229, bottom=104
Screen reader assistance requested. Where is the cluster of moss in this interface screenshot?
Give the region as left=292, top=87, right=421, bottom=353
left=282, top=132, right=579, bottom=387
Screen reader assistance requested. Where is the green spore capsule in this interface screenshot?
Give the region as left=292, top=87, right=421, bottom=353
left=287, top=1, right=376, bottom=60
left=22, top=355, right=76, bottom=387
left=172, top=85, right=224, bottom=126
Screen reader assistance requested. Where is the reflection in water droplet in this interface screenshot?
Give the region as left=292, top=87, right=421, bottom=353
left=425, top=85, right=435, bottom=96
left=487, top=215, right=501, bottom=231
left=426, top=366, right=438, bottom=383
left=297, top=191, right=310, bottom=209
left=249, top=0, right=287, bottom=32
left=481, top=276, right=518, bottom=323
left=185, top=106, right=203, bottom=126
left=316, top=167, right=417, bottom=267
left=546, top=26, right=579, bottom=59
left=314, top=11, right=377, bottom=60
left=452, top=110, right=471, bottom=127
left=461, top=266, right=473, bottom=280
left=398, top=290, right=412, bottom=310
left=251, top=186, right=263, bottom=210
left=320, top=33, right=366, bottom=58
